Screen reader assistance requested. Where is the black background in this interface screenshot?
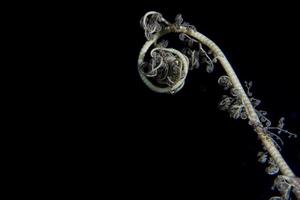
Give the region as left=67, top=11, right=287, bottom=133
left=42, top=1, right=300, bottom=199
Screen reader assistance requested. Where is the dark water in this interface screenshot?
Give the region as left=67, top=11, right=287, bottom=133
left=39, top=1, right=300, bottom=199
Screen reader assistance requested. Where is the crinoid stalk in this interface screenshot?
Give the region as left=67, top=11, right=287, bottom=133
left=137, top=11, right=300, bottom=200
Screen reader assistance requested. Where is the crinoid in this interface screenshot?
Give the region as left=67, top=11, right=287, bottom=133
left=137, top=11, right=299, bottom=200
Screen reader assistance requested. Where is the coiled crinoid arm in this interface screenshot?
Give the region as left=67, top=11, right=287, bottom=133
left=137, top=11, right=299, bottom=200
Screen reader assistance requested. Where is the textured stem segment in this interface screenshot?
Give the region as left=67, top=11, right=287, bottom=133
left=184, top=27, right=296, bottom=178
left=138, top=24, right=299, bottom=199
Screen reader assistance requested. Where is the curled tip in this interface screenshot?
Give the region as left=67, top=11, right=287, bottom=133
left=138, top=47, right=189, bottom=94
left=175, top=14, right=183, bottom=28
left=140, top=11, right=167, bottom=41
